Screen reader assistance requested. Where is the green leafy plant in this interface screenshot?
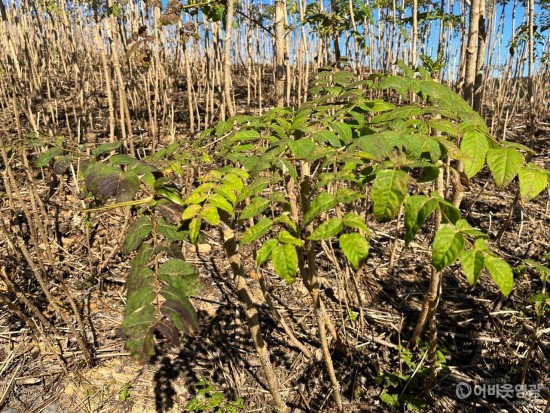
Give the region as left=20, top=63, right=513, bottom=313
left=69, top=66, right=549, bottom=408
left=376, top=343, right=449, bottom=411
left=185, top=378, right=245, bottom=413
left=36, top=140, right=202, bottom=364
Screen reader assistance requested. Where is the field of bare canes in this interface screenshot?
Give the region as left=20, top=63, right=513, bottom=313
left=1, top=0, right=550, bottom=412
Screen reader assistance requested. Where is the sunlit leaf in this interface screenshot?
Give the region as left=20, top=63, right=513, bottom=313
left=432, top=224, right=464, bottom=270
left=339, top=233, right=370, bottom=268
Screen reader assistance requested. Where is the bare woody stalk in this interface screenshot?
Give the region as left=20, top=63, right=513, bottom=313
left=297, top=162, right=344, bottom=413
left=223, top=0, right=236, bottom=117
left=218, top=219, right=288, bottom=412
left=274, top=0, right=286, bottom=107
left=527, top=0, right=535, bottom=138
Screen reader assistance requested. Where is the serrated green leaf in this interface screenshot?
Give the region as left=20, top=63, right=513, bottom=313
left=309, top=218, right=343, bottom=240
left=158, top=259, right=199, bottom=297
left=371, top=106, right=424, bottom=123
left=189, top=217, right=202, bottom=244
left=486, top=147, right=524, bottom=188
left=208, top=193, right=234, bottom=215
left=201, top=203, right=221, bottom=225
left=433, top=194, right=461, bottom=224
left=157, top=188, right=185, bottom=206
left=110, top=154, right=137, bottom=166
left=339, top=233, right=370, bottom=268
left=122, top=215, right=152, bottom=254
left=336, top=188, right=364, bottom=203
left=216, top=120, right=233, bottom=137
left=432, top=224, right=465, bottom=270
left=380, top=393, right=400, bottom=408
left=371, top=169, right=409, bottom=222
left=274, top=214, right=297, bottom=232
left=92, top=142, right=121, bottom=156
left=240, top=197, right=270, bottom=220
left=271, top=243, right=298, bottom=283
left=222, top=172, right=245, bottom=193
left=182, top=204, right=202, bottom=221
left=157, top=219, right=188, bottom=242
left=256, top=239, right=279, bottom=266
left=461, top=131, right=489, bottom=178
left=123, top=244, right=155, bottom=364
left=331, top=122, right=353, bottom=144
left=484, top=255, right=514, bottom=296
left=278, top=230, right=304, bottom=246
left=277, top=158, right=298, bottom=180
left=240, top=218, right=273, bottom=244
left=455, top=219, right=489, bottom=239
left=185, top=190, right=208, bottom=205
left=342, top=213, right=369, bottom=234
left=428, top=119, right=460, bottom=136
left=303, top=192, right=337, bottom=225
left=436, top=137, right=466, bottom=161
left=518, top=163, right=548, bottom=203
left=36, top=147, right=63, bottom=167
left=215, top=183, right=237, bottom=205
left=238, top=177, right=270, bottom=202
left=404, top=195, right=438, bottom=245
left=288, top=138, right=315, bottom=159
left=460, top=249, right=484, bottom=285
left=227, top=129, right=261, bottom=144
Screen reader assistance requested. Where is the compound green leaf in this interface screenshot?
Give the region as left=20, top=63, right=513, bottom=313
left=208, top=193, right=234, bottom=215
left=274, top=214, right=298, bottom=232
left=486, top=147, right=524, bottom=189
left=122, top=215, right=152, bottom=254
left=159, top=259, right=198, bottom=288
left=278, top=230, right=304, bottom=246
left=36, top=147, right=63, bottom=167
left=256, top=238, right=279, bottom=266
left=460, top=249, right=485, bottom=285
left=288, top=138, right=315, bottom=159
left=432, top=224, right=464, bottom=271
left=201, top=203, right=221, bottom=226
left=238, top=177, right=270, bottom=202
left=271, top=243, right=298, bottom=284
left=189, top=217, right=202, bottom=244
left=331, top=121, right=353, bottom=144
left=303, top=192, right=337, bottom=225
left=455, top=219, right=489, bottom=239
left=461, top=131, right=489, bottom=178
left=308, top=218, right=343, bottom=240
left=518, top=163, right=548, bottom=203
left=239, top=196, right=270, bottom=220
left=371, top=169, right=409, bottom=222
left=160, top=297, right=198, bottom=335
left=182, top=204, right=201, bottom=221
left=92, top=142, right=121, bottom=156
left=336, top=188, right=365, bottom=204
left=484, top=255, right=514, bottom=296
left=342, top=213, right=369, bottom=234
left=240, top=218, right=273, bottom=244
left=339, top=233, right=370, bottom=268
left=404, top=195, right=438, bottom=245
